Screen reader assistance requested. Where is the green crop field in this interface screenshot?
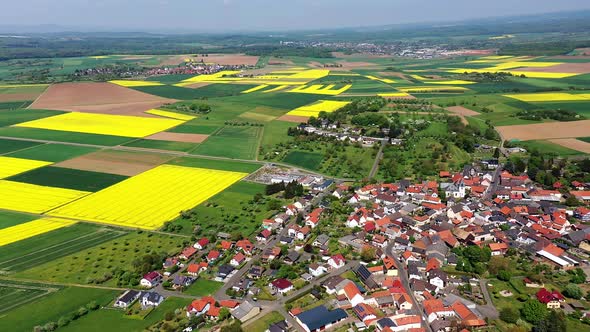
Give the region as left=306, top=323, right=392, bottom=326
left=57, top=297, right=191, bottom=332
left=7, top=166, right=128, bottom=191
left=133, top=83, right=257, bottom=100
left=225, top=92, right=327, bottom=109
left=0, top=109, right=64, bottom=127
left=168, top=120, right=222, bottom=135
left=0, top=223, right=126, bottom=273
left=0, top=101, right=32, bottom=110
left=191, top=125, right=262, bottom=160
left=0, top=210, right=36, bottom=230
left=171, top=181, right=278, bottom=236
left=16, top=231, right=185, bottom=286
left=6, top=143, right=98, bottom=162
left=0, top=138, right=41, bottom=154
left=282, top=151, right=324, bottom=170
left=167, top=156, right=261, bottom=173
left=515, top=140, right=585, bottom=156
left=0, top=280, right=59, bottom=315
left=0, top=286, right=117, bottom=332
left=0, top=127, right=134, bottom=146
left=122, top=138, right=199, bottom=152
left=261, top=120, right=294, bottom=148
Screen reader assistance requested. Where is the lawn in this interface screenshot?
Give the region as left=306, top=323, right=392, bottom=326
left=0, top=210, right=36, bottom=229
left=7, top=166, right=129, bottom=192
left=6, top=143, right=98, bottom=162
left=0, top=223, right=126, bottom=273
left=183, top=278, right=223, bottom=296
left=167, top=156, right=261, bottom=173
left=58, top=297, right=192, bottom=332
left=170, top=181, right=276, bottom=236
left=282, top=151, right=324, bottom=170
left=245, top=311, right=284, bottom=332
left=122, top=139, right=199, bottom=152
left=0, top=127, right=134, bottom=146
left=261, top=120, right=294, bottom=149
left=191, top=126, right=262, bottom=160
left=16, top=231, right=186, bottom=286
left=0, top=286, right=117, bottom=332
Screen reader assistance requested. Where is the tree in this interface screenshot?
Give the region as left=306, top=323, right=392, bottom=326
left=563, top=283, right=583, bottom=299
left=360, top=246, right=376, bottom=262
left=521, top=299, right=548, bottom=323
left=219, top=307, right=231, bottom=321
left=221, top=320, right=243, bottom=332
left=533, top=309, right=566, bottom=332
left=497, top=270, right=512, bottom=281
left=500, top=306, right=520, bottom=324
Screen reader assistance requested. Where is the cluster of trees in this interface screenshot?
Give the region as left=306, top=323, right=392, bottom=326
left=223, top=121, right=263, bottom=127
left=515, top=109, right=583, bottom=122
left=33, top=301, right=100, bottom=332
left=452, top=245, right=492, bottom=274
left=265, top=181, right=304, bottom=199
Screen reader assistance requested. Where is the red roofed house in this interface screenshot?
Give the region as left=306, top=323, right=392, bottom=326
left=256, top=229, right=272, bottom=242
left=220, top=240, right=233, bottom=251
left=187, top=263, right=201, bottom=276
left=305, top=208, right=323, bottom=229
left=230, top=252, right=246, bottom=267
left=393, top=315, right=422, bottom=331
left=489, top=242, right=509, bottom=256
left=353, top=303, right=377, bottom=322
left=328, top=254, right=346, bottom=269
left=207, top=250, right=220, bottom=263
left=536, top=288, right=565, bottom=309
left=342, top=281, right=364, bottom=307
left=140, top=271, right=162, bottom=288
left=194, top=237, right=209, bottom=250
left=270, top=278, right=294, bottom=294
left=179, top=246, right=198, bottom=260
left=571, top=191, right=590, bottom=202
left=186, top=296, right=216, bottom=317
left=236, top=239, right=254, bottom=255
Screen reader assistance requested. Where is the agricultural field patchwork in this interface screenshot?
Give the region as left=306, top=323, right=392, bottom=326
left=0, top=156, right=51, bottom=179
left=285, top=100, right=351, bottom=118
left=49, top=165, right=247, bottom=229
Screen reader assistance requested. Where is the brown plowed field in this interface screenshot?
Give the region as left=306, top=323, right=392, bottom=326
left=55, top=150, right=174, bottom=176
left=277, top=114, right=309, bottom=123
left=145, top=132, right=209, bottom=143
left=549, top=139, right=590, bottom=154
left=28, top=82, right=175, bottom=116
left=517, top=63, right=590, bottom=74
left=446, top=106, right=479, bottom=116
left=496, top=120, right=590, bottom=141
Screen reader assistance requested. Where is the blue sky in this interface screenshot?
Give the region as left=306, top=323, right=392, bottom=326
left=2, top=0, right=590, bottom=32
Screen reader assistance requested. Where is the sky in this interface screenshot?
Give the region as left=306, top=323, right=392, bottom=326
left=2, top=0, right=590, bottom=32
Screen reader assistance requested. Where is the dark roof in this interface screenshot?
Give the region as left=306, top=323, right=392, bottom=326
left=296, top=305, right=348, bottom=331
left=218, top=265, right=235, bottom=276
left=268, top=320, right=289, bottom=332
left=377, top=317, right=395, bottom=328
left=118, top=290, right=140, bottom=303
left=141, top=291, right=164, bottom=302
left=355, top=264, right=379, bottom=289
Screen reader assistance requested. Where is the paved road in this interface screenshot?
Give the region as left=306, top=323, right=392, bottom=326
left=368, top=140, right=385, bottom=179
left=386, top=243, right=434, bottom=332
left=478, top=279, right=500, bottom=319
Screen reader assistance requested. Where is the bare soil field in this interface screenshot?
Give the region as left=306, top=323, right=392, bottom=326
left=29, top=82, right=175, bottom=116
left=55, top=150, right=174, bottom=176
left=277, top=114, right=309, bottom=123
left=496, top=120, right=590, bottom=141
left=188, top=54, right=259, bottom=66
left=0, top=93, right=39, bottom=102
left=517, top=62, right=590, bottom=74
left=548, top=139, right=590, bottom=154
left=145, top=132, right=209, bottom=143
left=447, top=106, right=479, bottom=116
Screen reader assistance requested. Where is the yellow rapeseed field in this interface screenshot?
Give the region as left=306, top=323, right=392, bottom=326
left=263, top=85, right=289, bottom=93
left=0, top=218, right=77, bottom=247
left=145, top=109, right=196, bottom=121
left=177, top=69, right=330, bottom=87
left=0, top=156, right=51, bottom=179
left=241, top=85, right=269, bottom=94
left=15, top=112, right=184, bottom=138
left=0, top=181, right=90, bottom=214
left=365, top=75, right=396, bottom=84
left=398, top=86, right=468, bottom=92
left=49, top=165, right=247, bottom=230
left=447, top=59, right=577, bottom=78
left=503, top=93, right=590, bottom=102
left=410, top=75, right=475, bottom=85
left=109, top=80, right=164, bottom=87
left=287, top=100, right=351, bottom=117
left=289, top=84, right=352, bottom=95
left=378, top=92, right=411, bottom=98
